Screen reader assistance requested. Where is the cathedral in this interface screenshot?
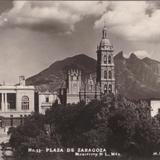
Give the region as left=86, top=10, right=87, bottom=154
left=64, top=25, right=116, bottom=104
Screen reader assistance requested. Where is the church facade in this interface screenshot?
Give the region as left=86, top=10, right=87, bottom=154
left=66, top=69, right=82, bottom=104
left=65, top=26, right=116, bottom=104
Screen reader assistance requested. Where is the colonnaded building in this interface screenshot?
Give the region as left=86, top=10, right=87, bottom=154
left=0, top=76, right=34, bottom=128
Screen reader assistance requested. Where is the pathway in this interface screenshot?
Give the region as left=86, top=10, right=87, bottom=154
left=0, top=128, right=10, bottom=160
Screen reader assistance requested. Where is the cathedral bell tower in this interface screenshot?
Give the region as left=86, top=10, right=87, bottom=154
left=68, top=69, right=81, bottom=95
left=96, top=25, right=115, bottom=94
left=66, top=69, right=81, bottom=104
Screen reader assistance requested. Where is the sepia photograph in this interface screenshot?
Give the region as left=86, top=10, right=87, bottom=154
left=0, top=1, right=160, bottom=160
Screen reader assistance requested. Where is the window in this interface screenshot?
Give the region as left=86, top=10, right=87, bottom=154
left=73, top=75, right=78, bottom=80
left=71, top=75, right=78, bottom=81
left=104, top=55, right=107, bottom=64
left=109, top=84, right=112, bottom=93
left=104, top=70, right=107, bottom=79
left=20, top=115, right=23, bottom=125
left=158, top=109, right=160, bottom=114
left=21, top=96, right=29, bottom=110
left=108, top=55, right=112, bottom=64
left=104, top=84, right=107, bottom=93
left=10, top=115, right=13, bottom=126
left=46, top=96, right=49, bottom=103
left=7, top=93, right=16, bottom=110
left=109, top=71, right=112, bottom=79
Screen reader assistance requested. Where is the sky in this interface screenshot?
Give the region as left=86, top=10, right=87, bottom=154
left=0, top=1, right=160, bottom=84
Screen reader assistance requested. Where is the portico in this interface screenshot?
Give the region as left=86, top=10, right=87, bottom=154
left=0, top=91, right=16, bottom=112
left=0, top=85, right=35, bottom=118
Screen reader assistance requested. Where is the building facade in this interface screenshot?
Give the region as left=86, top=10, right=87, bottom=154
left=150, top=99, right=160, bottom=117
left=39, top=91, right=60, bottom=114
left=79, top=74, right=101, bottom=103
left=0, top=76, right=61, bottom=129
left=66, top=69, right=81, bottom=104
left=0, top=76, right=35, bottom=118
left=0, top=76, right=35, bottom=128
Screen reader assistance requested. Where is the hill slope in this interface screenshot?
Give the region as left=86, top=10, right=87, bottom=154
left=26, top=54, right=96, bottom=92
left=114, top=52, right=160, bottom=99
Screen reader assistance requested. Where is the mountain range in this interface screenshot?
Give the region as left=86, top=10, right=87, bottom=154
left=26, top=52, right=160, bottom=100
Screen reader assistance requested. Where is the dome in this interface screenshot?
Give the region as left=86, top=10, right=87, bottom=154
left=100, top=38, right=112, bottom=47
left=97, top=25, right=113, bottom=50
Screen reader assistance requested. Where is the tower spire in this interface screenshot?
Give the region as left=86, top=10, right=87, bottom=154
left=102, top=20, right=108, bottom=39
left=99, top=21, right=112, bottom=49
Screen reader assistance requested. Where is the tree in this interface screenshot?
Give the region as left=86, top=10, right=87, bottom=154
left=9, top=113, right=46, bottom=157
left=107, top=98, right=160, bottom=158
left=107, top=105, right=137, bottom=154
left=45, top=100, right=111, bottom=148
left=10, top=95, right=160, bottom=159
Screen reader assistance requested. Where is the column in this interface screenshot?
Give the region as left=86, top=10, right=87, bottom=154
left=1, top=93, right=4, bottom=112
left=4, top=93, right=7, bottom=112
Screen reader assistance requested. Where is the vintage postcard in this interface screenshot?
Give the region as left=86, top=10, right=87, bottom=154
left=0, top=1, right=159, bottom=160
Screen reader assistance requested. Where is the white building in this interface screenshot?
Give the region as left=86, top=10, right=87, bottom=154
left=150, top=100, right=160, bottom=117
left=39, top=91, right=59, bottom=114
left=0, top=76, right=35, bottom=118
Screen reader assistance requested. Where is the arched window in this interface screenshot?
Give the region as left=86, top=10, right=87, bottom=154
left=21, top=96, right=29, bottom=110
left=104, top=70, right=107, bottom=79
left=109, top=84, right=112, bottom=93
left=45, top=96, right=49, bottom=103
left=108, top=55, right=112, bottom=64
left=104, top=55, right=107, bottom=64
left=104, top=84, right=107, bottom=93
left=73, top=75, right=77, bottom=80
left=109, top=71, right=112, bottom=79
